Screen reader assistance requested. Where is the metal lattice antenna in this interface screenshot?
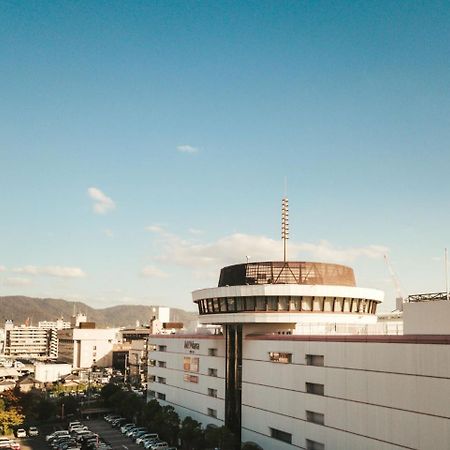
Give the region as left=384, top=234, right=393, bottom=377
left=282, top=197, right=289, bottom=262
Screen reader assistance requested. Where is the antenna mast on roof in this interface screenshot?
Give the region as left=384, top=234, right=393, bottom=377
left=281, top=179, right=289, bottom=263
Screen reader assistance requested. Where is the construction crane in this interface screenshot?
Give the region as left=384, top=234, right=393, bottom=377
left=384, top=255, right=406, bottom=311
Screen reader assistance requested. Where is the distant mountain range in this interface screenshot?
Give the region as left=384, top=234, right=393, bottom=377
left=0, top=296, right=198, bottom=328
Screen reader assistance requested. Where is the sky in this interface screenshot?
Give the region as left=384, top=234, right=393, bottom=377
left=1, top=1, right=450, bottom=313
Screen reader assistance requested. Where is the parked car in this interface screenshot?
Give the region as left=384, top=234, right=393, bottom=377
left=150, top=443, right=168, bottom=450
left=130, top=428, right=147, bottom=439
left=15, top=430, right=26, bottom=439
left=120, top=423, right=134, bottom=434
left=128, top=427, right=146, bottom=438
left=9, top=442, right=20, bottom=450
left=28, top=427, right=39, bottom=437
left=46, top=431, right=70, bottom=442
left=136, top=433, right=158, bottom=445
left=68, top=422, right=82, bottom=432
left=143, top=440, right=160, bottom=450
left=0, top=438, right=10, bottom=449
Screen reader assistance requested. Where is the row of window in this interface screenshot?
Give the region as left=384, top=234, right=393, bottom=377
left=196, top=296, right=378, bottom=315
left=150, top=346, right=219, bottom=357
left=269, top=352, right=324, bottom=366
left=148, top=391, right=218, bottom=419
left=270, top=412, right=325, bottom=445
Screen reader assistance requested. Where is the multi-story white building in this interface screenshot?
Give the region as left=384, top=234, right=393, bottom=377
left=3, top=320, right=58, bottom=358
left=58, top=326, right=120, bottom=368
left=148, top=260, right=450, bottom=450
left=38, top=318, right=71, bottom=330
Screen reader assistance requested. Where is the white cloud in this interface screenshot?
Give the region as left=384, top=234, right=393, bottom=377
left=87, top=187, right=116, bottom=214
left=0, top=265, right=6, bottom=272
left=151, top=231, right=388, bottom=276
left=140, top=265, right=169, bottom=279
left=3, top=277, right=32, bottom=286
left=13, top=265, right=86, bottom=278
left=145, top=225, right=165, bottom=233
left=176, top=145, right=199, bottom=154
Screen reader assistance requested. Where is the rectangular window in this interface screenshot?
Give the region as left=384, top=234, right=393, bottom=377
left=208, top=368, right=218, bottom=377
left=158, top=345, right=167, bottom=352
left=306, top=382, right=324, bottom=396
left=158, top=361, right=166, bottom=368
left=267, top=296, right=278, bottom=311
left=306, top=411, right=325, bottom=425
left=269, top=352, right=292, bottom=364
left=270, top=428, right=292, bottom=444
left=306, top=439, right=325, bottom=450
left=149, top=375, right=156, bottom=382
left=157, top=392, right=166, bottom=401
left=219, top=298, right=227, bottom=312
left=157, top=377, right=166, bottom=384
left=278, top=296, right=289, bottom=311
left=183, top=374, right=199, bottom=383
left=148, top=390, right=155, bottom=398
left=208, top=388, right=217, bottom=398
left=207, top=408, right=217, bottom=418
left=256, top=296, right=266, bottom=311
left=208, top=348, right=218, bottom=357
left=306, top=354, right=324, bottom=366
left=183, top=356, right=199, bottom=372
left=235, top=297, right=244, bottom=311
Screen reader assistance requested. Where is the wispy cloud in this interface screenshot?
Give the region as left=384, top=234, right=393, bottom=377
left=145, top=225, right=165, bottom=233
left=13, top=265, right=86, bottom=278
left=3, top=277, right=32, bottom=286
left=148, top=231, right=388, bottom=278
left=176, top=145, right=199, bottom=154
left=87, top=187, right=116, bottom=214
left=140, top=265, right=169, bottom=279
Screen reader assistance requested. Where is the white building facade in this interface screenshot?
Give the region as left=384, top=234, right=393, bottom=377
left=148, top=261, right=450, bottom=450
left=3, top=320, right=58, bottom=358
left=58, top=327, right=120, bottom=368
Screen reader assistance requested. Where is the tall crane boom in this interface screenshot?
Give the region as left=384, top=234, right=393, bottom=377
left=384, top=255, right=405, bottom=311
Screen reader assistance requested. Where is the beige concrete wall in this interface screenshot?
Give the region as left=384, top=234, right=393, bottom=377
left=403, top=300, right=450, bottom=334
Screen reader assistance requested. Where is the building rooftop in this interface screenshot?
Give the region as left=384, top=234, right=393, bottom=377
left=218, top=261, right=356, bottom=287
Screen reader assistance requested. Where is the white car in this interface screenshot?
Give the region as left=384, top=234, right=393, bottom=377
left=16, top=429, right=26, bottom=438
left=28, top=427, right=39, bottom=437
left=0, top=438, right=11, bottom=449
left=46, top=431, right=70, bottom=442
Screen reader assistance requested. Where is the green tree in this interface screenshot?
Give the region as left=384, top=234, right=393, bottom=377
left=156, top=405, right=180, bottom=445
left=100, top=382, right=122, bottom=405
left=180, top=416, right=204, bottom=450
left=204, top=425, right=237, bottom=450
left=141, top=399, right=162, bottom=429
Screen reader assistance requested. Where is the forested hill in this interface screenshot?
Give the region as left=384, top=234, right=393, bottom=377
left=0, top=296, right=197, bottom=327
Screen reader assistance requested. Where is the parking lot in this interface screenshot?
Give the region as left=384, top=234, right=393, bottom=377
left=2, top=419, right=144, bottom=450
left=87, top=420, right=142, bottom=450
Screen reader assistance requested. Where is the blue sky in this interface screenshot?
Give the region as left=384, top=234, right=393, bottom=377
left=1, top=1, right=450, bottom=312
